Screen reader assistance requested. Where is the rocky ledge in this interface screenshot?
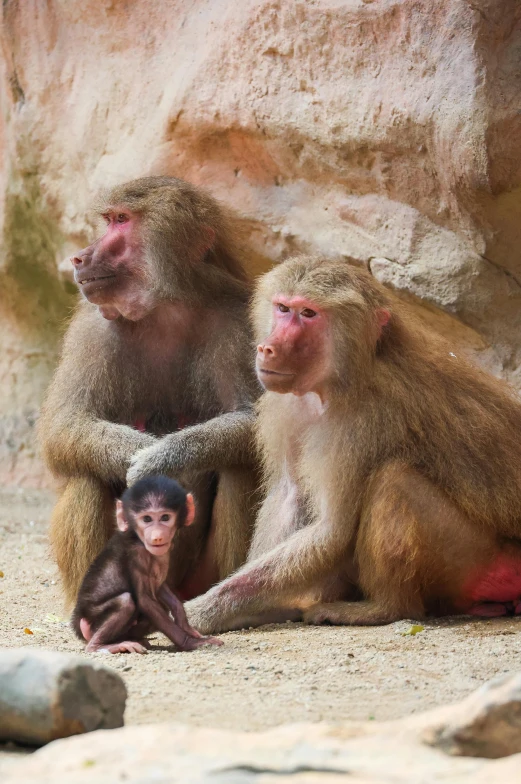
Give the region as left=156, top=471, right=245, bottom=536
left=5, top=672, right=521, bottom=783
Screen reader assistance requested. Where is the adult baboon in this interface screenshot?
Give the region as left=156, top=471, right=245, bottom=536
left=39, top=176, right=260, bottom=605
left=186, top=254, right=521, bottom=633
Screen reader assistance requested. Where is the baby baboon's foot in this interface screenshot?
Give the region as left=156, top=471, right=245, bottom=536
left=201, top=635, right=224, bottom=647
left=183, top=635, right=224, bottom=651
left=93, top=640, right=148, bottom=654
left=79, top=618, right=92, bottom=641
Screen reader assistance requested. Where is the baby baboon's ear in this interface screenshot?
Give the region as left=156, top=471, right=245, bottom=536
left=116, top=499, right=129, bottom=531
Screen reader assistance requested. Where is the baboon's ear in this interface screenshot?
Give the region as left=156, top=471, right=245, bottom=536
left=194, top=226, right=216, bottom=261
left=376, top=308, right=391, bottom=332
left=184, top=493, right=196, bottom=526
left=375, top=308, right=391, bottom=339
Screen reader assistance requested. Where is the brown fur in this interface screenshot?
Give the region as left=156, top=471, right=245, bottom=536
left=185, top=254, right=521, bottom=633
left=39, top=176, right=260, bottom=607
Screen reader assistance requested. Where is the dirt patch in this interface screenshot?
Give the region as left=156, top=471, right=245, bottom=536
left=1, top=487, right=521, bottom=773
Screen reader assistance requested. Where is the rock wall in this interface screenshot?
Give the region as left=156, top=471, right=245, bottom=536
left=1, top=0, right=520, bottom=486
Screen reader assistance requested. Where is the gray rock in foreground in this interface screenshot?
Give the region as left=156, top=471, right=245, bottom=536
left=6, top=673, right=521, bottom=783
left=0, top=648, right=126, bottom=745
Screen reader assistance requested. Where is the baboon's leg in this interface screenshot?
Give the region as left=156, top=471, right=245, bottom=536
left=49, top=476, right=115, bottom=607
left=305, top=461, right=496, bottom=626
left=212, top=467, right=259, bottom=579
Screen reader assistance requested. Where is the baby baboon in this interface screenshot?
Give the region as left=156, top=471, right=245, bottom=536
left=73, top=475, right=222, bottom=653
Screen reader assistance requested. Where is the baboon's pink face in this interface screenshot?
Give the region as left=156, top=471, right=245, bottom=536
left=134, top=506, right=179, bottom=556
left=256, top=295, right=333, bottom=398
left=70, top=208, right=154, bottom=320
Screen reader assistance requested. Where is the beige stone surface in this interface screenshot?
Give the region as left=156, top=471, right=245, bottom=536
left=5, top=674, right=521, bottom=783
left=1, top=0, right=521, bottom=484
left=422, top=672, right=521, bottom=759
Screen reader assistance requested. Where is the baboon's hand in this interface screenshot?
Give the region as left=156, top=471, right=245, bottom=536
left=126, top=434, right=184, bottom=485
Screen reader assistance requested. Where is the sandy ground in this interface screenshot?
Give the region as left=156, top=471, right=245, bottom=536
left=1, top=486, right=521, bottom=773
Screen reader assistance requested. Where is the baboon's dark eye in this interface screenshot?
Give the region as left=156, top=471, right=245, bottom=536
left=277, top=303, right=290, bottom=313
left=301, top=308, right=317, bottom=319
left=143, top=515, right=152, bottom=523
